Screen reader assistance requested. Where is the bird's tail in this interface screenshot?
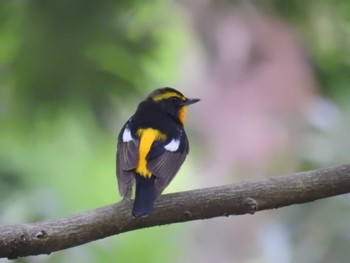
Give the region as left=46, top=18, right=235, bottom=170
left=132, top=174, right=156, bottom=217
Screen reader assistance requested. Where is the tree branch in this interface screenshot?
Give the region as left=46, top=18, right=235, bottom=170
left=1, top=164, right=350, bottom=259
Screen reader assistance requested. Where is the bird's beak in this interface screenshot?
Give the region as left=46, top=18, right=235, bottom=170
left=184, top=98, right=200, bottom=106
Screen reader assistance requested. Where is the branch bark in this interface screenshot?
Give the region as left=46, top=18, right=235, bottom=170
left=1, top=164, right=350, bottom=259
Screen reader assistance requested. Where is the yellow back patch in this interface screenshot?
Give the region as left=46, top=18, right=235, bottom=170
left=152, top=91, right=186, bottom=102
left=135, top=128, right=167, bottom=178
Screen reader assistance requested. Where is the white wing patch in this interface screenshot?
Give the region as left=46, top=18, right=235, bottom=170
left=122, top=127, right=133, bottom=142
left=164, top=138, right=180, bottom=152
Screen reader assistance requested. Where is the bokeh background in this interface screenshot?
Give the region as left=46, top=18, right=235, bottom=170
left=1, top=0, right=350, bottom=262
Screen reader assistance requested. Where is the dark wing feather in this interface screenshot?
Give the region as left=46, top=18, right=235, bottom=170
left=147, top=136, right=189, bottom=199
left=116, top=131, right=139, bottom=199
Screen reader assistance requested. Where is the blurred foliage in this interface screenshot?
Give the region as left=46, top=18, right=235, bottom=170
left=0, top=0, right=185, bottom=126
left=260, top=0, right=350, bottom=102
left=0, top=0, right=187, bottom=262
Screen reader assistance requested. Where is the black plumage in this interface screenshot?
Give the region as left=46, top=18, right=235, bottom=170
left=116, top=87, right=199, bottom=217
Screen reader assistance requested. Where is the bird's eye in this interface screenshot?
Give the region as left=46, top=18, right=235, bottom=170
left=170, top=97, right=179, bottom=103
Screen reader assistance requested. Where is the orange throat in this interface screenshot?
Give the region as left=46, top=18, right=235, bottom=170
left=178, top=106, right=187, bottom=125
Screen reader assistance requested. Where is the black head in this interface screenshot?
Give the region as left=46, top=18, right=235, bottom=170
left=147, top=87, right=200, bottom=124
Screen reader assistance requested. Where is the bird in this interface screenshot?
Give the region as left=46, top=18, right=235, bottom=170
left=116, top=87, right=200, bottom=217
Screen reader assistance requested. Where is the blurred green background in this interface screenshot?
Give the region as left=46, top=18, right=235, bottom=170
left=1, top=0, right=350, bottom=262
